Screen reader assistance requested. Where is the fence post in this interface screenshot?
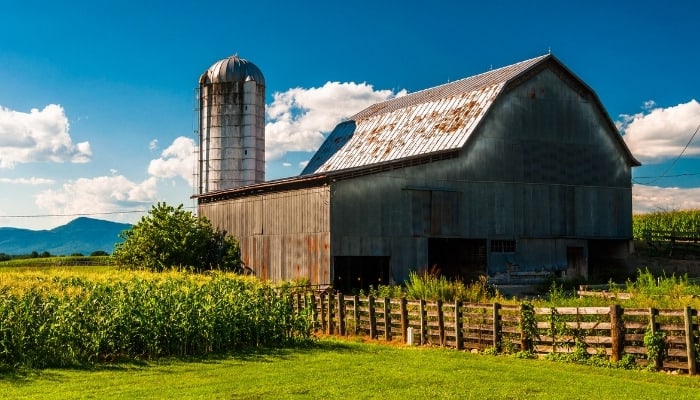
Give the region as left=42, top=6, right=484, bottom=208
left=384, top=297, right=391, bottom=341
left=649, top=308, right=662, bottom=371
left=419, top=299, right=427, bottom=345
left=493, top=303, right=502, bottom=352
left=327, top=291, right=334, bottom=335
left=437, top=299, right=445, bottom=346
left=353, top=295, right=360, bottom=335
left=319, top=292, right=326, bottom=332
left=610, top=305, right=624, bottom=362
left=295, top=293, right=302, bottom=316
left=684, top=306, right=697, bottom=375
left=309, top=293, right=318, bottom=331
left=369, top=295, right=377, bottom=339
left=401, top=297, right=408, bottom=343
left=337, top=292, right=346, bottom=336
left=455, top=300, right=463, bottom=350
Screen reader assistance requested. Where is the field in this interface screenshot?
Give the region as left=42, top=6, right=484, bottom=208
left=0, top=267, right=311, bottom=369
left=2, top=338, right=700, bottom=399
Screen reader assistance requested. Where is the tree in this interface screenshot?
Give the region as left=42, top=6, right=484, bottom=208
left=112, top=203, right=242, bottom=273
left=90, top=250, right=109, bottom=256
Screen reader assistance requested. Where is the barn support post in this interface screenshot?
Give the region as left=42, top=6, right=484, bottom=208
left=684, top=306, right=696, bottom=375
left=419, top=299, right=426, bottom=345
left=610, top=305, right=624, bottom=362
left=384, top=297, right=391, bottom=341
left=437, top=299, right=445, bottom=346
left=337, top=292, right=346, bottom=336
left=369, top=295, right=377, bottom=339
left=493, top=303, right=502, bottom=352
left=455, top=300, right=463, bottom=350
left=353, top=295, right=360, bottom=335
left=401, top=297, right=408, bottom=343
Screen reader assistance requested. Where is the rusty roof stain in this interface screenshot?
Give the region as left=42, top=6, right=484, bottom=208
left=301, top=54, right=552, bottom=175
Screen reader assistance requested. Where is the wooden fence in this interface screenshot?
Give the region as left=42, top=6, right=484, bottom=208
left=291, top=292, right=699, bottom=374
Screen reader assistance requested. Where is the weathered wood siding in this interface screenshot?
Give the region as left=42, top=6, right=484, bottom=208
left=199, top=186, right=331, bottom=284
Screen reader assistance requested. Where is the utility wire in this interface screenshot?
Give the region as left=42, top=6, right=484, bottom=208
left=0, top=206, right=196, bottom=219
left=633, top=124, right=700, bottom=185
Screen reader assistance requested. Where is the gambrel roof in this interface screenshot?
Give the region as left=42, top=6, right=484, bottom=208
left=197, top=54, right=639, bottom=203
left=301, top=54, right=639, bottom=175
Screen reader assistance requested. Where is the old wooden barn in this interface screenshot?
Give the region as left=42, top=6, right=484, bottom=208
left=196, top=54, right=640, bottom=291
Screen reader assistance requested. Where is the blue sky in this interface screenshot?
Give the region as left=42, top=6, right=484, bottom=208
left=1, top=0, right=699, bottom=230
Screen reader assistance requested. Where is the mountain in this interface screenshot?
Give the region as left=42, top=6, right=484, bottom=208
left=0, top=217, right=132, bottom=255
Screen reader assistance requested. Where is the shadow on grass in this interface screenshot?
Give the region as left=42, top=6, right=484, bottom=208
left=0, top=338, right=363, bottom=383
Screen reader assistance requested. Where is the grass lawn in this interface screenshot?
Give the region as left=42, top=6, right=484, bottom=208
left=2, top=338, right=700, bottom=400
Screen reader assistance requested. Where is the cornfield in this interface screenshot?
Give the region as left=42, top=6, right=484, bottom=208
left=0, top=270, right=313, bottom=369
left=633, top=209, right=700, bottom=240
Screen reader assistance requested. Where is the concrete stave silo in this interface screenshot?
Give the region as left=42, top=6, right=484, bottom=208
left=198, top=55, right=265, bottom=194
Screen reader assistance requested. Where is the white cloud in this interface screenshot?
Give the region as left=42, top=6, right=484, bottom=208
left=299, top=160, right=309, bottom=169
left=149, top=139, right=159, bottom=151
left=34, top=175, right=158, bottom=224
left=621, top=99, right=700, bottom=163
left=0, top=177, right=55, bottom=185
left=265, top=82, right=407, bottom=160
left=633, top=184, right=700, bottom=213
left=0, top=104, right=92, bottom=168
left=282, top=162, right=292, bottom=167
left=147, top=136, right=195, bottom=184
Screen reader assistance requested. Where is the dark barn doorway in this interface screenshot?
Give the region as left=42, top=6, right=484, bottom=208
left=428, top=238, right=487, bottom=282
left=333, top=256, right=390, bottom=292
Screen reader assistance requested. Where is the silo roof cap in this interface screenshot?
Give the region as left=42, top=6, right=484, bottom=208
left=199, top=55, right=265, bottom=85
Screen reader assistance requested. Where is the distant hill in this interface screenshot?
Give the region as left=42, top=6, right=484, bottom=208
left=0, top=217, right=132, bottom=255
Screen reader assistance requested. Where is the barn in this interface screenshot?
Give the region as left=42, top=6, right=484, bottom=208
left=196, top=53, right=640, bottom=291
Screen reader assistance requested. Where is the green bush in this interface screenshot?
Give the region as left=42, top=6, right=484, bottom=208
left=113, top=203, right=241, bottom=273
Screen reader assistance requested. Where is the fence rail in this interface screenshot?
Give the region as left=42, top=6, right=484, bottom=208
left=292, top=292, right=700, bottom=374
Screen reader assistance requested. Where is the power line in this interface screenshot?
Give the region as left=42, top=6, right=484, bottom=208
left=633, top=124, right=700, bottom=185
left=0, top=206, right=196, bottom=219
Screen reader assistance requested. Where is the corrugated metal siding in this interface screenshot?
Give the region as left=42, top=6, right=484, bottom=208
left=327, top=64, right=634, bottom=280
left=198, top=186, right=331, bottom=284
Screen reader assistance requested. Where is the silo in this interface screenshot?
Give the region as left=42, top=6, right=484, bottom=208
left=198, top=55, right=265, bottom=194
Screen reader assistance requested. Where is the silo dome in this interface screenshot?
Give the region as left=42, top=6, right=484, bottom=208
left=199, top=55, right=265, bottom=85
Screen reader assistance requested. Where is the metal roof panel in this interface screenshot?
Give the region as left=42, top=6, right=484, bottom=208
left=301, top=55, right=550, bottom=175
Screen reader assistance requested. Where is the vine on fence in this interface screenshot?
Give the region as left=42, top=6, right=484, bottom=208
left=519, top=302, right=537, bottom=352
left=644, top=329, right=666, bottom=371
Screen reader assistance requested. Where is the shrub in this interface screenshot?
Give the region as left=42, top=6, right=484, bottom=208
left=113, top=203, right=241, bottom=273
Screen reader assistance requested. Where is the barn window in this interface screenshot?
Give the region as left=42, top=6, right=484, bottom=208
left=491, top=240, right=516, bottom=253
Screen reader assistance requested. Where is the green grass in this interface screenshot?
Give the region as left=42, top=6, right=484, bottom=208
left=2, top=339, right=700, bottom=400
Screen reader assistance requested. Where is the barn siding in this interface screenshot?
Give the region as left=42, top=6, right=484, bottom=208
left=328, top=66, right=633, bottom=281
left=198, top=185, right=331, bottom=285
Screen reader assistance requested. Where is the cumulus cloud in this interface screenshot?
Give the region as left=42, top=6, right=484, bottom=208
left=0, top=104, right=92, bottom=168
left=621, top=99, right=700, bottom=163
left=265, top=82, right=407, bottom=160
left=149, top=139, right=159, bottom=151
left=35, top=175, right=158, bottom=224
left=633, top=184, right=700, bottom=213
left=147, top=136, right=195, bottom=183
left=0, top=177, right=55, bottom=185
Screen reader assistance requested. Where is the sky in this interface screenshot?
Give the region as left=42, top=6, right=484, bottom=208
left=1, top=0, right=699, bottom=230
